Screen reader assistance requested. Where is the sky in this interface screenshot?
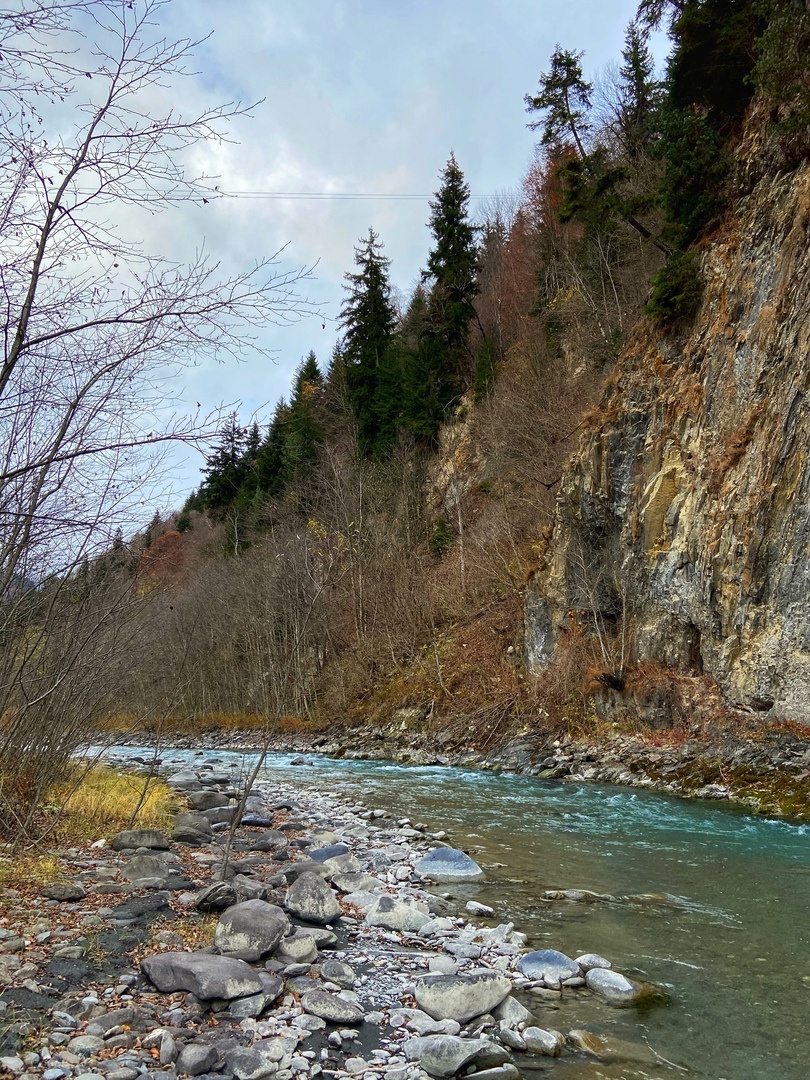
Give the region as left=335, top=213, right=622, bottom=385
left=78, top=0, right=669, bottom=509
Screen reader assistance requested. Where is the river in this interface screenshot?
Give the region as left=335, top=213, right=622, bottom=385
left=109, top=746, right=810, bottom=1079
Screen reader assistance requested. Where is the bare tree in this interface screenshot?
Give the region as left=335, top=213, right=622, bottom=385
left=0, top=0, right=317, bottom=833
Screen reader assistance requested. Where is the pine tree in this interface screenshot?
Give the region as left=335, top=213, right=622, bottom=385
left=255, top=400, right=290, bottom=498
left=340, top=228, right=399, bottom=457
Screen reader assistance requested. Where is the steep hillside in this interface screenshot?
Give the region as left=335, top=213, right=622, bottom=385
left=526, top=125, right=810, bottom=723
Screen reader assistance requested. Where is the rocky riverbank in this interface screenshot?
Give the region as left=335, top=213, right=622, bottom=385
left=143, top=715, right=810, bottom=822
left=0, top=752, right=672, bottom=1080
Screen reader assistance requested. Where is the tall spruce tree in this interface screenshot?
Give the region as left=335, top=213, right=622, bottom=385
left=412, top=153, right=479, bottom=430
left=198, top=414, right=249, bottom=516
left=284, top=352, right=325, bottom=482
left=340, top=228, right=399, bottom=458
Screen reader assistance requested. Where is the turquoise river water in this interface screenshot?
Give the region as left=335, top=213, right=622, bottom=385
left=111, top=747, right=810, bottom=1080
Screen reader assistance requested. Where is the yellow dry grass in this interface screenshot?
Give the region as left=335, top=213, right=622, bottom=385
left=52, top=764, right=179, bottom=843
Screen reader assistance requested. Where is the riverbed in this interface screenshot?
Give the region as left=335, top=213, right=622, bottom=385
left=108, top=747, right=810, bottom=1080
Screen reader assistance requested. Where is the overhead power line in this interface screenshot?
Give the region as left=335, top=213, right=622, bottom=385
left=216, top=190, right=495, bottom=201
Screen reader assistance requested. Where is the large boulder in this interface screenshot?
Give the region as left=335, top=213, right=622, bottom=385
left=141, top=951, right=262, bottom=1000
left=365, top=894, right=430, bottom=933
left=273, top=933, right=318, bottom=966
left=120, top=853, right=173, bottom=885
left=214, top=899, right=290, bottom=961
left=414, top=972, right=512, bottom=1023
left=414, top=848, right=483, bottom=882
left=110, top=828, right=170, bottom=851
left=404, top=1036, right=509, bottom=1078
left=283, top=871, right=341, bottom=925
left=517, top=949, right=580, bottom=987
left=309, top=844, right=350, bottom=863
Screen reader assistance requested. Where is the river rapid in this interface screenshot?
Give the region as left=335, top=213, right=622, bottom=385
left=109, top=747, right=810, bottom=1080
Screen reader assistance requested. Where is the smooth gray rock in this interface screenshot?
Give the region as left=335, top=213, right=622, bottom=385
left=300, top=990, right=364, bottom=1024
left=274, top=933, right=317, bottom=965
left=121, top=854, right=171, bottom=884
left=365, top=894, right=430, bottom=932
left=309, top=844, right=349, bottom=863
left=403, top=1036, right=505, bottom=1078
left=284, top=872, right=341, bottom=925
left=248, top=830, right=289, bottom=854
left=171, top=812, right=213, bottom=845
left=187, top=790, right=231, bottom=811
left=321, top=853, right=361, bottom=876
left=492, top=995, right=534, bottom=1028
left=140, top=950, right=262, bottom=1000
left=330, top=871, right=381, bottom=894
left=176, top=1042, right=220, bottom=1075
left=41, top=882, right=86, bottom=902
left=66, top=1035, right=105, bottom=1056
left=585, top=967, right=657, bottom=1006
left=110, top=828, right=171, bottom=851
left=194, top=881, right=237, bottom=913
left=575, top=952, right=612, bottom=971
left=523, top=1027, right=565, bottom=1056
left=226, top=1046, right=282, bottom=1080
left=414, top=972, right=512, bottom=1023
left=320, top=958, right=356, bottom=989
left=214, top=899, right=290, bottom=961
left=414, top=847, right=483, bottom=882
left=517, top=949, right=580, bottom=987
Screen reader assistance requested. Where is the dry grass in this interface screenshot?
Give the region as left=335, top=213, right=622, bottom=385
left=0, top=851, right=65, bottom=888
left=52, top=764, right=179, bottom=843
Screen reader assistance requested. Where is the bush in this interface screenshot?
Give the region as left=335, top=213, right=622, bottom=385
left=429, top=517, right=453, bottom=559
left=645, top=252, right=704, bottom=324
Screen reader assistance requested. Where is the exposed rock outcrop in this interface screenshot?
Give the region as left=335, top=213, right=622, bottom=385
left=526, top=150, right=810, bottom=721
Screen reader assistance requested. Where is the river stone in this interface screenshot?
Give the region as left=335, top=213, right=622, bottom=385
left=517, top=949, right=580, bottom=987
left=110, top=828, right=171, bottom=851
left=274, top=933, right=318, bottom=965
left=576, top=952, right=612, bottom=971
left=176, top=1042, right=220, bottom=1076
left=414, top=848, right=484, bottom=882
left=284, top=872, right=341, bottom=925
left=404, top=1036, right=506, bottom=1078
left=187, top=790, right=231, bottom=811
left=300, top=989, right=364, bottom=1024
left=67, top=1035, right=106, bottom=1056
left=585, top=967, right=656, bottom=1006
left=322, top=853, right=361, bottom=875
left=414, top=972, right=512, bottom=1023
left=41, top=882, right=86, bottom=902
left=366, top=894, right=430, bottom=932
left=309, top=844, right=350, bottom=863
left=331, top=871, right=381, bottom=894
left=121, top=854, right=171, bottom=884
left=492, top=995, right=534, bottom=1028
left=320, top=958, right=356, bottom=988
left=214, top=899, right=290, bottom=961
left=195, top=880, right=238, bottom=912
left=248, top=830, right=289, bottom=854
left=171, top=812, right=213, bottom=845
left=226, top=1046, right=282, bottom=1080
left=523, top=1027, right=565, bottom=1056
left=141, top=950, right=262, bottom=1000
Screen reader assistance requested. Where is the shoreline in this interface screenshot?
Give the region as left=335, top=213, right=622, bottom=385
left=112, top=718, right=810, bottom=824
left=0, top=750, right=672, bottom=1080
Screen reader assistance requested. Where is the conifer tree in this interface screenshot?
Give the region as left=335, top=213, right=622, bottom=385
left=284, top=352, right=325, bottom=480
left=198, top=414, right=248, bottom=516
left=409, top=153, right=479, bottom=431
left=340, top=229, right=399, bottom=457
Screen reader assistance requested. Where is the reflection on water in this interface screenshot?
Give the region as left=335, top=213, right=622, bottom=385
left=108, top=746, right=810, bottom=1079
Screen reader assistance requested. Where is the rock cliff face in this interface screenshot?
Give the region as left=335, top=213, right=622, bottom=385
left=525, top=148, right=810, bottom=721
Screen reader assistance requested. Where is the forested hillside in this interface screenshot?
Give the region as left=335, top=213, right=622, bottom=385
left=102, top=0, right=810, bottom=736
